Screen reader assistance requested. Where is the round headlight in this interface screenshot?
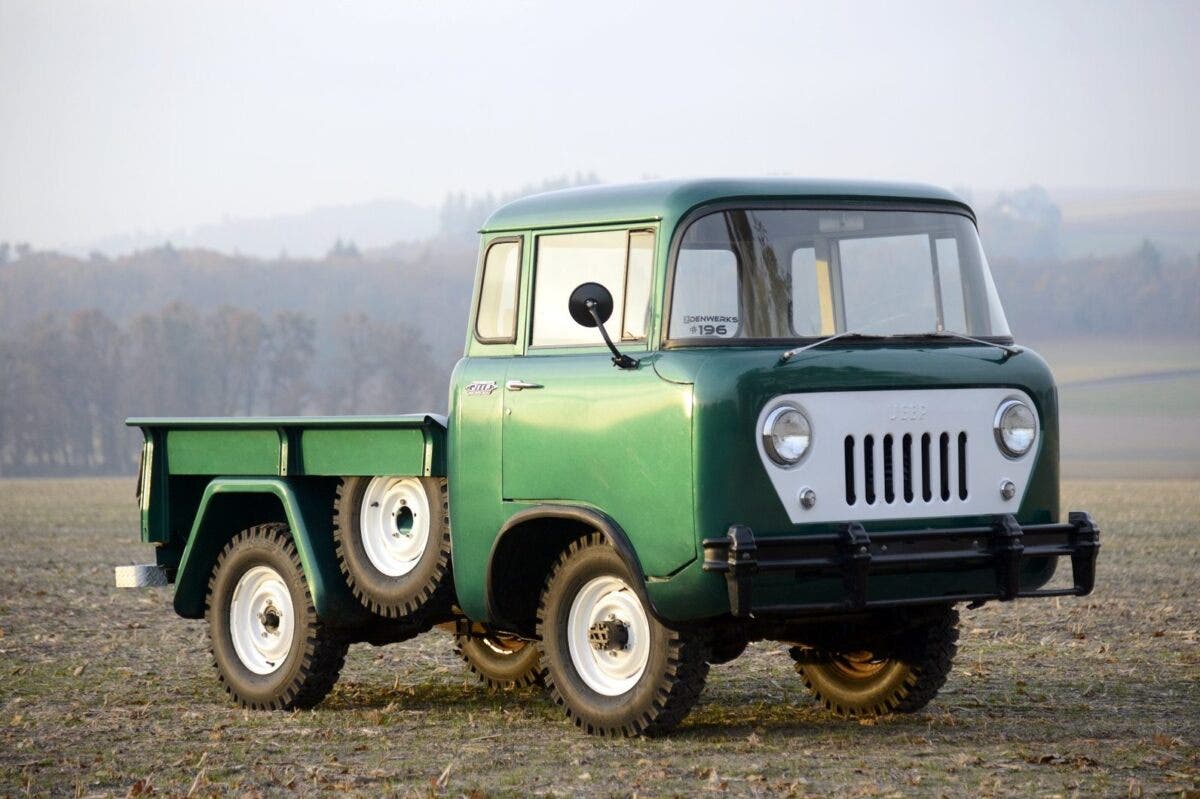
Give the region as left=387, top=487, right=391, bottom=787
left=994, top=399, right=1036, bottom=458
left=763, top=406, right=811, bottom=466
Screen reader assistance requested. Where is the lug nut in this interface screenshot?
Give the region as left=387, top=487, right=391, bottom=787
left=799, top=487, right=817, bottom=509
left=999, top=480, right=1016, bottom=501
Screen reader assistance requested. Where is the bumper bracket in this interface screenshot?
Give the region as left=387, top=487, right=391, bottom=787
left=703, top=512, right=1100, bottom=618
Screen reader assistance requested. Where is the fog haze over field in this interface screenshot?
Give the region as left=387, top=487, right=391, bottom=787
left=2, top=0, right=1198, bottom=251
left=0, top=1, right=1197, bottom=478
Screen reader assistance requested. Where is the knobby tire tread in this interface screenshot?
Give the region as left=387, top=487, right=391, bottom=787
left=206, top=523, right=348, bottom=710
left=536, top=533, right=710, bottom=738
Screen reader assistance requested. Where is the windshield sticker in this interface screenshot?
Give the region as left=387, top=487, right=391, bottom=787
left=683, top=314, right=739, bottom=336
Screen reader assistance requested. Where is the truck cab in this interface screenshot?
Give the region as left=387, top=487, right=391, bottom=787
left=118, top=178, right=1098, bottom=737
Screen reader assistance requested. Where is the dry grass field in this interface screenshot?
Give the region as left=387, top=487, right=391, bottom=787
left=1034, top=338, right=1200, bottom=480
left=0, top=478, right=1197, bottom=798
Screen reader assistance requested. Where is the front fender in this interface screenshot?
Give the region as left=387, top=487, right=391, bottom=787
left=172, top=478, right=366, bottom=625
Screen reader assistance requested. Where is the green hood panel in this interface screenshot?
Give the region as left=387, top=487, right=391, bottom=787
left=672, top=343, right=1060, bottom=540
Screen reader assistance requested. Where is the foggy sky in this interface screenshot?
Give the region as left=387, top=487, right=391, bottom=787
left=2, top=0, right=1198, bottom=249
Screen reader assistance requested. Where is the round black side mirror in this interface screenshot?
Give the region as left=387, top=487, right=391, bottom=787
left=568, top=282, right=614, bottom=328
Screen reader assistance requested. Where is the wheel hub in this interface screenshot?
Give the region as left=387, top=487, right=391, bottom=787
left=830, top=651, right=889, bottom=680
left=359, top=477, right=431, bottom=577
left=587, top=618, right=630, bottom=652
left=258, top=602, right=281, bottom=633
left=567, top=575, right=651, bottom=696
left=229, top=565, right=295, bottom=675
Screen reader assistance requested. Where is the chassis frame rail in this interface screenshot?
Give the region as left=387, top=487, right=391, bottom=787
left=701, top=512, right=1100, bottom=617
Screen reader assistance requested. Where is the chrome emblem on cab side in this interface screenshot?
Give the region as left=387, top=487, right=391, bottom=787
left=464, top=380, right=498, bottom=397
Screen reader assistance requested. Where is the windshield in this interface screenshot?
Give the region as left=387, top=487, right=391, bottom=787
left=668, top=208, right=1010, bottom=343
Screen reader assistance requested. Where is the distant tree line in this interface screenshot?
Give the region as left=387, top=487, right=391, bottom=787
left=991, top=239, right=1199, bottom=339
left=0, top=304, right=440, bottom=476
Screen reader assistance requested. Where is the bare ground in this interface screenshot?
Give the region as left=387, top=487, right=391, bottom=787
left=0, top=478, right=1197, bottom=798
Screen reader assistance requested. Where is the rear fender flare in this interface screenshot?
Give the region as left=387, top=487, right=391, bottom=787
left=173, top=478, right=365, bottom=625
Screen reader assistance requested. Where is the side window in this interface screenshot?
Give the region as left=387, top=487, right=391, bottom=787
left=531, top=229, right=654, bottom=347
left=475, top=239, right=522, bottom=343
left=669, top=248, right=739, bottom=338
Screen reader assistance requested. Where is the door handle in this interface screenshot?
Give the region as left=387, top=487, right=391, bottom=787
left=505, top=379, right=544, bottom=391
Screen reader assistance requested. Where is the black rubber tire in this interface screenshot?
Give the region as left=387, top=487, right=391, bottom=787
left=455, top=626, right=545, bottom=690
left=332, top=476, right=454, bottom=621
left=206, top=524, right=348, bottom=710
left=536, top=533, right=710, bottom=738
left=790, top=605, right=959, bottom=718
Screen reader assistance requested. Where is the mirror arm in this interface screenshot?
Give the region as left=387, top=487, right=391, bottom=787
left=585, top=299, right=639, bottom=369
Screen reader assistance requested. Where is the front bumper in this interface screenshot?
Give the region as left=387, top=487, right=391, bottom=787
left=702, top=511, right=1099, bottom=617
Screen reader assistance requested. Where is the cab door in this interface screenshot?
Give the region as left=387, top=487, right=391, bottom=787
left=500, top=227, right=696, bottom=577
left=448, top=234, right=526, bottom=620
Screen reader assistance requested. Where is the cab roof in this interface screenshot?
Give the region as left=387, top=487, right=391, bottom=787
left=481, top=177, right=973, bottom=233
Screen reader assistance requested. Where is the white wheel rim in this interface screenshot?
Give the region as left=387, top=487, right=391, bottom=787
left=229, top=565, right=295, bottom=675
left=567, top=575, right=651, bottom=696
left=359, top=477, right=431, bottom=577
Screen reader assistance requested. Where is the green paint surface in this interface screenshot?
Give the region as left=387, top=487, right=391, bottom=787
left=500, top=353, right=694, bottom=569
left=482, top=177, right=970, bottom=233
left=171, top=477, right=366, bottom=624
left=165, top=429, right=280, bottom=475
left=299, top=427, right=426, bottom=476
left=132, top=416, right=445, bottom=479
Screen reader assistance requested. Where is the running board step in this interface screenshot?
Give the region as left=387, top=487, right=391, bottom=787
left=114, top=564, right=169, bottom=588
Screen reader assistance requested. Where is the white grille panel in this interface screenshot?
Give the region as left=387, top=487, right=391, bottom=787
left=756, top=388, right=1039, bottom=524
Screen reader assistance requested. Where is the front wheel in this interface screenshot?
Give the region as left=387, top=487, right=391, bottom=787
left=790, top=605, right=959, bottom=718
left=206, top=524, right=348, bottom=709
left=537, top=533, right=710, bottom=737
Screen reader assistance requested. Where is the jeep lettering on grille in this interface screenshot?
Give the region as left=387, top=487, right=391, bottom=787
left=888, top=402, right=927, bottom=422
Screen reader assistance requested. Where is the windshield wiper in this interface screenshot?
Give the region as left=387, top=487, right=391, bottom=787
left=922, top=329, right=1022, bottom=357
left=778, top=331, right=888, bottom=364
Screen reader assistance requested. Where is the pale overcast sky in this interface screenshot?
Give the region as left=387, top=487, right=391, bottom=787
left=2, top=0, right=1198, bottom=248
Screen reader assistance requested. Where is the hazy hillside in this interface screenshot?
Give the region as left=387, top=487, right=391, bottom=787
left=1055, top=188, right=1200, bottom=258
left=0, top=179, right=1196, bottom=476
left=70, top=198, right=440, bottom=260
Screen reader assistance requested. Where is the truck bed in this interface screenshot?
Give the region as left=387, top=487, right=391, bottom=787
left=129, top=415, right=448, bottom=547
left=128, top=414, right=447, bottom=479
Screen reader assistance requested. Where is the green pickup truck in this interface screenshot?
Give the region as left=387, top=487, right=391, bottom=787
left=116, top=178, right=1099, bottom=737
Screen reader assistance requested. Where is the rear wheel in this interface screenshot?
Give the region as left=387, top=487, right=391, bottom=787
left=333, top=476, right=453, bottom=622
left=537, top=533, right=710, bottom=737
left=206, top=524, right=347, bottom=710
left=455, top=624, right=544, bottom=690
left=790, top=605, right=959, bottom=718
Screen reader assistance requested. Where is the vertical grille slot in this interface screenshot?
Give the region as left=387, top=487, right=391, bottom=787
left=844, top=435, right=856, bottom=505
left=939, top=432, right=951, bottom=501
left=921, top=433, right=932, bottom=501
left=882, top=434, right=895, bottom=504
left=902, top=433, right=913, bottom=502
left=863, top=435, right=876, bottom=505
left=958, top=432, right=968, bottom=500
left=836, top=426, right=971, bottom=511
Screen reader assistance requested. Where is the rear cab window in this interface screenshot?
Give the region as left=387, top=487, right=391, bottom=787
left=475, top=238, right=523, bottom=344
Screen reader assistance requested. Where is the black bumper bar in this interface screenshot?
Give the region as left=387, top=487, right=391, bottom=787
left=701, top=512, right=1100, bottom=617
